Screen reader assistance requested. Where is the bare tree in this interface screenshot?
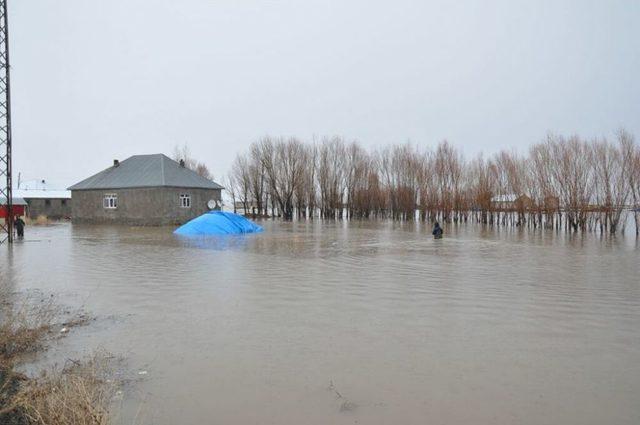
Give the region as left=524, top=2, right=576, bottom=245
left=248, top=142, right=267, bottom=216
left=620, top=130, right=640, bottom=234
left=545, top=135, right=594, bottom=231
left=225, top=131, right=638, bottom=234
left=230, top=154, right=251, bottom=214
left=317, top=137, right=346, bottom=219
left=529, top=142, right=558, bottom=228
left=591, top=137, right=631, bottom=233
left=172, top=143, right=213, bottom=180
left=257, top=137, right=308, bottom=220
left=434, top=141, right=463, bottom=222
left=467, top=154, right=496, bottom=224
left=222, top=176, right=237, bottom=213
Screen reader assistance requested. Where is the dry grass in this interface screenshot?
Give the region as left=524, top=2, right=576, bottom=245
left=0, top=292, right=118, bottom=425
left=13, top=353, right=116, bottom=425
left=0, top=296, right=56, bottom=363
left=34, top=216, right=50, bottom=226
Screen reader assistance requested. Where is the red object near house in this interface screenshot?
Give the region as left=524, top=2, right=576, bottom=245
left=0, top=197, right=27, bottom=218
left=0, top=204, right=25, bottom=218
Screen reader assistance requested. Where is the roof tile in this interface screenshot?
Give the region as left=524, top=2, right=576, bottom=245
left=68, top=154, right=223, bottom=191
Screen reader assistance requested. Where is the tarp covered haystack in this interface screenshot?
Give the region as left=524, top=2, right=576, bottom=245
left=174, top=211, right=263, bottom=236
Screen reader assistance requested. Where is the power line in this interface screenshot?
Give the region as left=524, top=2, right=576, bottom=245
left=0, top=0, right=13, bottom=244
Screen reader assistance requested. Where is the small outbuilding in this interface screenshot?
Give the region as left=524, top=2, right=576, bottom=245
left=13, top=188, right=72, bottom=220
left=68, top=154, right=223, bottom=225
left=491, top=194, right=533, bottom=211
left=0, top=196, right=27, bottom=219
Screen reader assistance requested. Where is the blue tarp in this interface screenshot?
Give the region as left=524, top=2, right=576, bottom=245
left=174, top=211, right=263, bottom=236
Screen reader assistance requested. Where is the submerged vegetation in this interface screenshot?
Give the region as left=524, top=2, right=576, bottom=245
left=0, top=292, right=117, bottom=425
left=227, top=130, right=640, bottom=234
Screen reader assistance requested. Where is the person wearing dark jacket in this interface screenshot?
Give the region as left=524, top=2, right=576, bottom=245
left=14, top=216, right=25, bottom=238
left=432, top=222, right=443, bottom=239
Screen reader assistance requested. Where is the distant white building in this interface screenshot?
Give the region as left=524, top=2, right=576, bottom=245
left=14, top=179, right=72, bottom=219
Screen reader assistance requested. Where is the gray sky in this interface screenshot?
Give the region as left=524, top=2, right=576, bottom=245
left=9, top=0, right=640, bottom=187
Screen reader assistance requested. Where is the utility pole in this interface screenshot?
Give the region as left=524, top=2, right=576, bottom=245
left=0, top=0, right=12, bottom=244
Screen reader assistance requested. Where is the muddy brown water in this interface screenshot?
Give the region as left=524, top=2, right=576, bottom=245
left=1, top=221, right=639, bottom=425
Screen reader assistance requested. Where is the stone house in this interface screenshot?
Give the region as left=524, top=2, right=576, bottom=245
left=13, top=189, right=72, bottom=219
left=68, top=154, right=223, bottom=225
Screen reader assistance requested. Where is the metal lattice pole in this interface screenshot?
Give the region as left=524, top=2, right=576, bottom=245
left=0, top=0, right=12, bottom=244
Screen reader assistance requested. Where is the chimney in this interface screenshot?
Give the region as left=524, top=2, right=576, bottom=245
left=113, top=159, right=119, bottom=167
left=179, top=159, right=185, bottom=167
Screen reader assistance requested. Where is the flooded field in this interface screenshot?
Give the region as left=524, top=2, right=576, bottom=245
left=1, top=221, right=639, bottom=425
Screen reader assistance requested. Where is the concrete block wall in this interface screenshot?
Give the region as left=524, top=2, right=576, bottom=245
left=71, top=187, right=222, bottom=225
left=25, top=198, right=72, bottom=220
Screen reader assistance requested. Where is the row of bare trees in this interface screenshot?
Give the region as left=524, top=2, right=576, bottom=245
left=225, top=131, right=640, bottom=234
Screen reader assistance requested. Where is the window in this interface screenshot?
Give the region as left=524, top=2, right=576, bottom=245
left=103, top=194, right=118, bottom=209
left=45, top=199, right=51, bottom=207
left=179, top=194, right=191, bottom=208
left=61, top=199, right=67, bottom=206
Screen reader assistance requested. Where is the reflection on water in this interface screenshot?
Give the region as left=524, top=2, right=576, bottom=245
left=1, top=221, right=639, bottom=425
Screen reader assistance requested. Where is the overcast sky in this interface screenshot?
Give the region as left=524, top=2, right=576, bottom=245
left=9, top=0, right=640, bottom=187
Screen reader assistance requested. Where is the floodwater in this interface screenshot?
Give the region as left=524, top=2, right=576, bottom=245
left=1, top=220, right=639, bottom=425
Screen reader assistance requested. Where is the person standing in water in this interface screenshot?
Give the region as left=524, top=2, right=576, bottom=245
left=14, top=216, right=25, bottom=239
left=432, top=222, right=443, bottom=239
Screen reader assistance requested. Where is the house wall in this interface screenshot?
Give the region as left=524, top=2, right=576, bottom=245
left=25, top=198, right=72, bottom=219
left=71, top=187, right=222, bottom=225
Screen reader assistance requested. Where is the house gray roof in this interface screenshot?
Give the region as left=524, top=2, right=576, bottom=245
left=68, top=154, right=223, bottom=191
left=0, top=196, right=28, bottom=206
left=14, top=189, right=71, bottom=199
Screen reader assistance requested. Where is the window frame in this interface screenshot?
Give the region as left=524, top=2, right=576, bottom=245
left=179, top=193, right=191, bottom=208
left=103, top=193, right=118, bottom=209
